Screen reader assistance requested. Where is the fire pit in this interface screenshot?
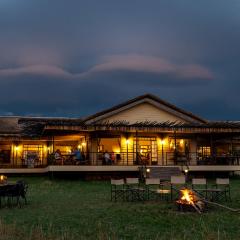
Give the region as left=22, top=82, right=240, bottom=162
left=176, top=188, right=206, bottom=213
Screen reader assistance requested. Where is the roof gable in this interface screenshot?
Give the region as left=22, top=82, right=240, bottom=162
left=84, top=94, right=206, bottom=124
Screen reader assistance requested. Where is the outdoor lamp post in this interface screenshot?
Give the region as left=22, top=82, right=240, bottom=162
left=146, top=167, right=151, bottom=178
left=0, top=175, right=7, bottom=184
left=182, top=165, right=189, bottom=181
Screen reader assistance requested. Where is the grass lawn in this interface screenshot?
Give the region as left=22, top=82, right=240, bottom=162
left=0, top=176, right=240, bottom=240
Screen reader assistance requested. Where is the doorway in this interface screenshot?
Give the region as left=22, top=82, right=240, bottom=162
left=133, top=137, right=158, bottom=165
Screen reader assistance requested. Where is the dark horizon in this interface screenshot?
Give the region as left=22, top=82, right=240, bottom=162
left=0, top=1, right=240, bottom=120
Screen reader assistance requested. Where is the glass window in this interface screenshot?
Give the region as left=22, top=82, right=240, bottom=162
left=23, top=145, right=43, bottom=164
left=197, top=146, right=211, bottom=160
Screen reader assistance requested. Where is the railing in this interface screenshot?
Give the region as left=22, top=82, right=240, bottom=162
left=165, top=152, right=240, bottom=166
left=44, top=151, right=155, bottom=166
left=2, top=152, right=240, bottom=168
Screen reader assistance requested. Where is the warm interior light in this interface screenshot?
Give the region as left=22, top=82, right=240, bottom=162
left=180, top=139, right=184, bottom=145
left=0, top=175, right=4, bottom=181
left=184, top=169, right=189, bottom=173
left=78, top=144, right=81, bottom=149
left=113, top=148, right=120, bottom=154
left=67, top=147, right=71, bottom=153
left=15, top=146, right=19, bottom=151
left=146, top=168, right=150, bottom=173
left=126, top=139, right=129, bottom=145
left=161, top=140, right=165, bottom=145
left=81, top=142, right=86, bottom=147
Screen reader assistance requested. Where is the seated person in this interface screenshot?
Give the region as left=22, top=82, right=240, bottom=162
left=110, top=152, right=115, bottom=165
left=73, top=148, right=83, bottom=165
left=54, top=149, right=63, bottom=165
left=103, top=151, right=112, bottom=165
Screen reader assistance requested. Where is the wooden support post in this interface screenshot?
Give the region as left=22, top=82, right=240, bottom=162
left=210, top=133, right=215, bottom=164
left=52, top=135, right=55, bottom=154
left=135, top=131, right=138, bottom=165
left=174, top=131, right=177, bottom=165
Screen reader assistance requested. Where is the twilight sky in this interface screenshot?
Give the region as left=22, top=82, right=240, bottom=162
left=0, top=0, right=240, bottom=120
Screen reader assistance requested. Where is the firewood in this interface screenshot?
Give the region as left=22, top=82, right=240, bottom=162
left=202, top=199, right=240, bottom=213
left=191, top=202, right=202, bottom=214
left=191, top=189, right=240, bottom=213
left=195, top=200, right=205, bottom=212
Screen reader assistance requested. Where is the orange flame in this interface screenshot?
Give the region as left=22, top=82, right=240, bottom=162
left=180, top=189, right=194, bottom=204
left=177, top=188, right=197, bottom=205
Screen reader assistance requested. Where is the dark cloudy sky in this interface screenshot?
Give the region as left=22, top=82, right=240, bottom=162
left=0, top=0, right=239, bottom=120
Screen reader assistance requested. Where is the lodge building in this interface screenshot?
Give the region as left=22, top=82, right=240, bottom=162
left=0, top=94, right=240, bottom=175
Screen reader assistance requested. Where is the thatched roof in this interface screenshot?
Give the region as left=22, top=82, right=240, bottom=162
left=80, top=120, right=240, bottom=133
left=18, top=117, right=84, bottom=137
left=17, top=118, right=240, bottom=136
left=0, top=117, right=21, bottom=136
left=89, top=120, right=240, bottom=129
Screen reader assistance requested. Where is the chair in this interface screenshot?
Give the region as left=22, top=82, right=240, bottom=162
left=16, top=180, right=28, bottom=204
left=110, top=179, right=126, bottom=202
left=170, top=176, right=186, bottom=200
left=192, top=178, right=207, bottom=198
left=0, top=185, right=8, bottom=208
left=145, top=178, right=170, bottom=201
left=5, top=184, right=22, bottom=207
left=145, top=178, right=160, bottom=200
left=215, top=178, right=231, bottom=201
left=125, top=178, right=144, bottom=201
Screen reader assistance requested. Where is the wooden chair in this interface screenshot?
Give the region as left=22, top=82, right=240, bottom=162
left=145, top=178, right=160, bottom=200
left=125, top=178, right=144, bottom=201
left=110, top=179, right=126, bottom=202
left=215, top=178, right=231, bottom=201
left=170, top=176, right=186, bottom=200
left=192, top=178, right=207, bottom=198
left=125, top=178, right=139, bottom=186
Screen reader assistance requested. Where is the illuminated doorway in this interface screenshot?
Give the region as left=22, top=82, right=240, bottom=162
left=133, top=137, right=157, bottom=165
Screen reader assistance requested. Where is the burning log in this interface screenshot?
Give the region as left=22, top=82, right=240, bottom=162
left=176, top=188, right=205, bottom=214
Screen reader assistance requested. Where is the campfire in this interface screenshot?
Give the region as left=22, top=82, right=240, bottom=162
left=176, top=188, right=205, bottom=213
left=175, top=188, right=240, bottom=214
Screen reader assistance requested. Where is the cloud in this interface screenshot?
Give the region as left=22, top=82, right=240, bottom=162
left=0, top=65, right=73, bottom=78
left=0, top=54, right=214, bottom=81
left=79, top=54, right=214, bottom=80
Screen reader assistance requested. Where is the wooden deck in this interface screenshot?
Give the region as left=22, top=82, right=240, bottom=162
left=0, top=165, right=240, bottom=174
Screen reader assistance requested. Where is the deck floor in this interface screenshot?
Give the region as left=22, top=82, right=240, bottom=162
left=0, top=165, right=240, bottom=174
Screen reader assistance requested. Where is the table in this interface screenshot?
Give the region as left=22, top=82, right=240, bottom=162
left=156, top=189, right=171, bottom=201
left=0, top=182, right=17, bottom=207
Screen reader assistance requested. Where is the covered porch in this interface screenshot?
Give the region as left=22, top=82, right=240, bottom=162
left=7, top=118, right=240, bottom=168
